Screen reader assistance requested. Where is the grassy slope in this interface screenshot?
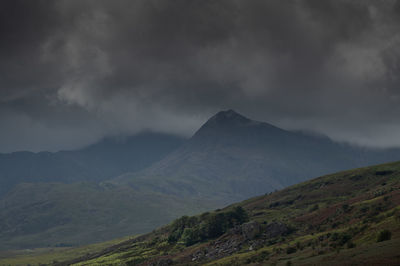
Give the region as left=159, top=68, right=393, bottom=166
left=0, top=182, right=215, bottom=250
left=0, top=236, right=132, bottom=266
left=65, top=161, right=400, bottom=265
left=3, top=161, right=400, bottom=265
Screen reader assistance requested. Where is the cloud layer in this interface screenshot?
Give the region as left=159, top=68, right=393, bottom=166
left=1, top=0, right=400, bottom=152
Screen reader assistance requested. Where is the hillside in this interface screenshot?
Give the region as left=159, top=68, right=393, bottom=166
left=115, top=110, right=400, bottom=204
left=51, top=161, right=400, bottom=266
left=0, top=182, right=215, bottom=250
left=0, top=132, right=184, bottom=196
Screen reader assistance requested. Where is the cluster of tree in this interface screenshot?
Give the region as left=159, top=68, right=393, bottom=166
left=168, top=206, right=249, bottom=246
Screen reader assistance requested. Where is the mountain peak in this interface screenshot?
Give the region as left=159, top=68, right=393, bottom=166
left=193, top=110, right=256, bottom=138
left=191, top=109, right=285, bottom=141
left=215, top=109, right=244, bottom=118
left=208, top=109, right=251, bottom=125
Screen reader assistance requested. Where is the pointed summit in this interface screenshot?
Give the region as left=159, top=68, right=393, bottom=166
left=192, top=109, right=269, bottom=140
left=202, top=109, right=252, bottom=128
left=214, top=109, right=249, bottom=121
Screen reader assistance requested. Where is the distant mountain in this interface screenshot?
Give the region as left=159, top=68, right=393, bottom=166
left=0, top=132, right=184, bottom=196
left=1, top=110, right=400, bottom=250
left=115, top=110, right=400, bottom=204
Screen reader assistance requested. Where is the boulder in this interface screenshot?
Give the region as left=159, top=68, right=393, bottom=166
left=241, top=221, right=260, bottom=240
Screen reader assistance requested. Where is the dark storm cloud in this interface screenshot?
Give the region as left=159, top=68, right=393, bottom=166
left=0, top=0, right=400, bottom=152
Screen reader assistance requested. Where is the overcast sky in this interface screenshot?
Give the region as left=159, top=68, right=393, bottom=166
left=0, top=0, right=400, bottom=152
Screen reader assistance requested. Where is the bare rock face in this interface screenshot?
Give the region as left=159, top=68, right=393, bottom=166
left=241, top=221, right=260, bottom=240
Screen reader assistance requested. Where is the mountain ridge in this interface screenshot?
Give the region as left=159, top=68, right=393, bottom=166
left=0, top=132, right=185, bottom=197
left=114, top=110, right=400, bottom=203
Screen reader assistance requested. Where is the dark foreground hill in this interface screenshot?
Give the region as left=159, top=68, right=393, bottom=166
left=0, top=132, right=184, bottom=196
left=54, top=161, right=400, bottom=266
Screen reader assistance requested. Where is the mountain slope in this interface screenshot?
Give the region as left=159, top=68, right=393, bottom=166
left=0, top=132, right=184, bottom=196
left=115, top=110, right=400, bottom=204
left=56, top=161, right=400, bottom=266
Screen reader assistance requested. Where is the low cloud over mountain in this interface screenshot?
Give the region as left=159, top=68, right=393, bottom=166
left=1, top=0, right=400, bottom=152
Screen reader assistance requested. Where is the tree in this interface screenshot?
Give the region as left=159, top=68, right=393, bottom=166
left=181, top=227, right=200, bottom=246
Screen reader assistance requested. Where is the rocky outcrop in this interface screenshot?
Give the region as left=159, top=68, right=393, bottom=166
left=191, top=234, right=244, bottom=262
left=190, top=221, right=291, bottom=263
left=241, top=221, right=261, bottom=240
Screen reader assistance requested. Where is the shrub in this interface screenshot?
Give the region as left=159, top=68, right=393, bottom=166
left=167, top=206, right=249, bottom=246
left=203, top=213, right=227, bottom=238
left=286, top=246, right=297, bottom=254
left=181, top=227, right=200, bottom=246
left=338, top=233, right=352, bottom=246
left=342, top=204, right=350, bottom=212
left=269, top=201, right=280, bottom=208
left=347, top=241, right=356, bottom=248
left=232, top=206, right=249, bottom=224
left=259, top=250, right=269, bottom=260
left=377, top=229, right=392, bottom=242
left=383, top=196, right=390, bottom=202
left=331, top=232, right=339, bottom=241
left=167, top=230, right=181, bottom=243
left=360, top=206, right=369, bottom=213
left=309, top=204, right=319, bottom=212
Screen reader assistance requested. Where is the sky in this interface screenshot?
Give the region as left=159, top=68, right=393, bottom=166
left=1, top=0, right=400, bottom=152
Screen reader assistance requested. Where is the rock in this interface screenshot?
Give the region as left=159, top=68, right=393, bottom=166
left=241, top=221, right=260, bottom=240
left=228, top=225, right=242, bottom=235
left=188, top=220, right=267, bottom=263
